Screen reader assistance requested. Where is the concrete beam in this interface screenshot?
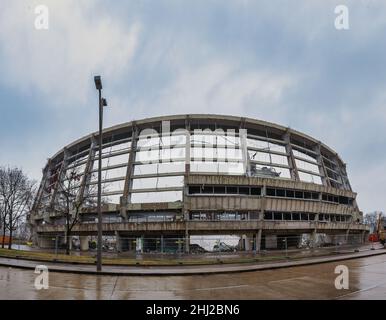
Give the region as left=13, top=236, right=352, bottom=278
left=77, top=136, right=97, bottom=204
left=49, top=148, right=70, bottom=209
left=283, top=131, right=300, bottom=181
left=121, top=124, right=138, bottom=219
left=314, top=143, right=331, bottom=188
left=36, top=220, right=369, bottom=236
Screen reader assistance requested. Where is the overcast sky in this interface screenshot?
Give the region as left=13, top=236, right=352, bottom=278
left=0, top=0, right=385, bottom=213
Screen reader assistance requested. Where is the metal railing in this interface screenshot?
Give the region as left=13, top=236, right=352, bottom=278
left=6, top=233, right=377, bottom=262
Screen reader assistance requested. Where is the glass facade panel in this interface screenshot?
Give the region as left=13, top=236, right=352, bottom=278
left=131, top=191, right=182, bottom=203
left=293, top=149, right=317, bottom=163
left=191, top=161, right=244, bottom=175
left=295, top=159, right=320, bottom=174
left=133, top=162, right=185, bottom=175
left=132, top=176, right=184, bottom=189
left=298, top=172, right=323, bottom=184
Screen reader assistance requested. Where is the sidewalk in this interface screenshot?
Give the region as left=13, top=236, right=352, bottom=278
left=1, top=247, right=385, bottom=276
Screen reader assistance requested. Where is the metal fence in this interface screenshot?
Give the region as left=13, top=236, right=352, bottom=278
left=6, top=232, right=375, bottom=261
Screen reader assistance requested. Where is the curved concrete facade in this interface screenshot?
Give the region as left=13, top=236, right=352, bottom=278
left=29, top=114, right=368, bottom=251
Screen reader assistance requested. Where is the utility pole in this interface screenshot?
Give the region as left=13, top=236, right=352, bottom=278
left=94, top=75, right=108, bottom=272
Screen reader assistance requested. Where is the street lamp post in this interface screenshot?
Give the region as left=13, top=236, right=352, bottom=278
left=94, top=75, right=107, bottom=272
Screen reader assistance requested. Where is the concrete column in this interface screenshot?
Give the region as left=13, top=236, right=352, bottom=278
left=177, top=237, right=182, bottom=253
left=135, top=236, right=144, bottom=253
left=361, top=230, right=367, bottom=244
left=80, top=236, right=89, bottom=251
left=256, top=229, right=262, bottom=253
left=311, top=229, right=317, bottom=248
left=115, top=231, right=122, bottom=252
left=185, top=117, right=191, bottom=175
left=185, top=230, right=190, bottom=253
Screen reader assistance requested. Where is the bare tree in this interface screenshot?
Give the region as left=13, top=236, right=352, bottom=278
left=0, top=193, right=5, bottom=248
left=53, top=166, right=97, bottom=255
left=0, top=167, right=35, bottom=249
left=0, top=168, right=7, bottom=248
left=364, top=212, right=383, bottom=234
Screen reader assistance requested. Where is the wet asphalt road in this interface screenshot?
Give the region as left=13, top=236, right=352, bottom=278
left=0, top=254, right=385, bottom=299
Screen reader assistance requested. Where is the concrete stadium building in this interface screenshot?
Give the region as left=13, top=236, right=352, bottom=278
left=29, top=114, right=369, bottom=252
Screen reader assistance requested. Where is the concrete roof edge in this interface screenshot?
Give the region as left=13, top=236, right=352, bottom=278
left=48, top=114, right=344, bottom=164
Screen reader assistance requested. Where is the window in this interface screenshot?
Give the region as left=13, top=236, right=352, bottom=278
left=251, top=187, right=261, bottom=195
left=295, top=191, right=303, bottom=199
left=189, top=186, right=201, bottom=194
left=239, top=187, right=250, bottom=195
left=227, top=186, right=238, bottom=194
left=301, top=213, right=309, bottom=221
left=286, top=190, right=295, bottom=198
left=264, top=212, right=273, bottom=220
left=201, top=186, right=214, bottom=194
left=266, top=188, right=276, bottom=196
left=249, top=212, right=260, bottom=220
left=274, top=212, right=283, bottom=220
left=292, top=213, right=300, bottom=220
left=284, top=213, right=292, bottom=220
left=276, top=188, right=285, bottom=197
left=214, top=186, right=226, bottom=194
left=339, top=196, right=348, bottom=205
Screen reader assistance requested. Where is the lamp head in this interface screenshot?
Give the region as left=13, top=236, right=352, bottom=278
left=94, top=76, right=102, bottom=90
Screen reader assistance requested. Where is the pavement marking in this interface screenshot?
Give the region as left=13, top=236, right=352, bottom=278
left=335, top=279, right=386, bottom=299
left=109, top=276, right=119, bottom=300
left=190, top=284, right=250, bottom=291
left=268, top=276, right=311, bottom=284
